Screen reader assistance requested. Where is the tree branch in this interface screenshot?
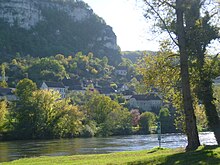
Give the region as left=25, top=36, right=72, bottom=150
left=158, top=0, right=176, bottom=9
left=143, top=0, right=179, bottom=46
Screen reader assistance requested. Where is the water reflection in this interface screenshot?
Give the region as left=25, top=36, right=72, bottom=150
left=0, top=132, right=217, bottom=162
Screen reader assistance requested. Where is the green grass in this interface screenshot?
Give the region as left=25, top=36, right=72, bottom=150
left=1, top=146, right=220, bottom=165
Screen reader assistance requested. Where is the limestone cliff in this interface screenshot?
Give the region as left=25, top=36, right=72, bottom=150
left=0, top=0, right=121, bottom=64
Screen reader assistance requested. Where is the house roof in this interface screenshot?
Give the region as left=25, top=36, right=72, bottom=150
left=96, top=80, right=111, bottom=87
left=117, top=83, right=124, bottom=88
left=69, top=85, right=83, bottom=90
left=131, top=93, right=161, bottom=101
left=0, top=87, right=14, bottom=95
left=44, top=81, right=65, bottom=88
left=122, top=89, right=135, bottom=95
left=116, top=66, right=127, bottom=70
left=62, top=77, right=81, bottom=86
left=98, top=87, right=116, bottom=94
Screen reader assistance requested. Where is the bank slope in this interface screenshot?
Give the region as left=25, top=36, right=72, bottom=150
left=1, top=146, right=220, bottom=165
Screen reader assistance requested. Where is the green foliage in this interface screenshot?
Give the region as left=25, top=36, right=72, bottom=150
left=194, top=104, right=208, bottom=132
left=121, top=50, right=156, bottom=63
left=84, top=93, right=132, bottom=136
left=213, top=86, right=220, bottom=117
left=137, top=43, right=183, bottom=129
left=2, top=51, right=114, bottom=88
left=0, top=64, right=7, bottom=87
left=80, top=121, right=97, bottom=137
left=15, top=78, right=37, bottom=101
left=139, top=111, right=156, bottom=134
left=28, top=58, right=66, bottom=82
left=159, top=107, right=176, bottom=133
left=0, top=100, right=8, bottom=132
left=10, top=89, right=83, bottom=139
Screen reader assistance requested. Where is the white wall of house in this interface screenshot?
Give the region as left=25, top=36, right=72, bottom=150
left=0, top=76, right=8, bottom=81
left=40, top=82, right=66, bottom=98
left=129, top=98, right=162, bottom=112
left=115, top=70, right=127, bottom=76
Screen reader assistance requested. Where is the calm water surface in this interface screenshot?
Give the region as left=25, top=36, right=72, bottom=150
left=0, top=132, right=217, bottom=162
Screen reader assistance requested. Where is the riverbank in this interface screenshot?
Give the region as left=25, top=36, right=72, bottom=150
left=1, top=145, right=219, bottom=165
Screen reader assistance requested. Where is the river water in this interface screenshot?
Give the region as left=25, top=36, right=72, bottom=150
left=0, top=132, right=217, bottom=162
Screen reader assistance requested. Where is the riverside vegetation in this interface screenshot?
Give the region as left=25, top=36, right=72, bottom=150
left=1, top=52, right=220, bottom=140
left=0, top=53, right=176, bottom=140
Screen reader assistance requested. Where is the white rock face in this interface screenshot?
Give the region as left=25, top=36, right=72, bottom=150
left=0, top=0, right=43, bottom=29
left=0, top=0, right=91, bottom=29
left=102, top=27, right=118, bottom=50
left=70, top=7, right=90, bottom=21
left=0, top=0, right=119, bottom=59
left=104, top=42, right=118, bottom=50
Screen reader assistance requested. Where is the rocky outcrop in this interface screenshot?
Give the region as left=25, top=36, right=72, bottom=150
left=0, top=0, right=121, bottom=64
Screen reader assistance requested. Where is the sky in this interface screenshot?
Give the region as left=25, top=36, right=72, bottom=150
left=83, top=0, right=160, bottom=51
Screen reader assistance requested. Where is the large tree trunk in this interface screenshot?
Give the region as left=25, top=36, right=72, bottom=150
left=185, top=0, right=220, bottom=145
left=202, top=81, right=220, bottom=145
left=176, top=0, right=200, bottom=151
left=196, top=43, right=220, bottom=145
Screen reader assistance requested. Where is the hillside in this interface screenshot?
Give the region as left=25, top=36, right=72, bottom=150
left=121, top=50, right=156, bottom=63
left=0, top=0, right=121, bottom=65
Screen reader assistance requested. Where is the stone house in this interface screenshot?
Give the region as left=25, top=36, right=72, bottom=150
left=115, top=66, right=128, bottom=76
left=40, top=81, right=66, bottom=98
left=129, top=93, right=162, bottom=112
left=0, top=87, right=17, bottom=101
left=62, top=78, right=85, bottom=93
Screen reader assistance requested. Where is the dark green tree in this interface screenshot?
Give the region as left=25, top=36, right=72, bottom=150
left=28, top=58, right=66, bottom=82
left=139, top=111, right=156, bottom=134
left=83, top=93, right=132, bottom=136
left=159, top=107, right=176, bottom=133
left=184, top=0, right=220, bottom=145
left=15, top=78, right=37, bottom=102
left=0, top=63, right=8, bottom=87
left=11, top=78, right=37, bottom=138
left=0, top=100, right=8, bottom=132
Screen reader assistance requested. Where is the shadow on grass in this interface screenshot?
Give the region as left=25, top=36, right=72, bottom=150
left=128, top=145, right=220, bottom=165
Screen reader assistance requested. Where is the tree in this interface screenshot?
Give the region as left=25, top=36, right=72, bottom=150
left=28, top=58, right=66, bottom=82
left=142, top=0, right=208, bottom=150
left=11, top=87, right=83, bottom=139
left=0, top=63, right=8, bottom=87
left=159, top=107, right=176, bottom=133
left=141, top=0, right=220, bottom=150
left=130, top=109, right=141, bottom=127
left=0, top=100, right=8, bottom=132
left=29, top=90, right=83, bottom=138
left=11, top=78, right=38, bottom=138
left=183, top=0, right=220, bottom=144
left=106, top=108, right=132, bottom=136
left=139, top=111, right=156, bottom=134
left=176, top=0, right=200, bottom=150
left=137, top=43, right=184, bottom=131
left=214, top=86, right=220, bottom=117
left=15, top=78, right=37, bottom=102
left=84, top=93, right=132, bottom=136
left=85, top=94, right=113, bottom=124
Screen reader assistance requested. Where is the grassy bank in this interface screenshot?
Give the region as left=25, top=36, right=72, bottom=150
left=1, top=146, right=219, bottom=165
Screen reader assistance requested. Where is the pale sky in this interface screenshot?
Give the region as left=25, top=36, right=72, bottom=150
left=83, top=0, right=160, bottom=51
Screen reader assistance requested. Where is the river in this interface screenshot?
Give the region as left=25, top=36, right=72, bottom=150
left=0, top=132, right=217, bottom=162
